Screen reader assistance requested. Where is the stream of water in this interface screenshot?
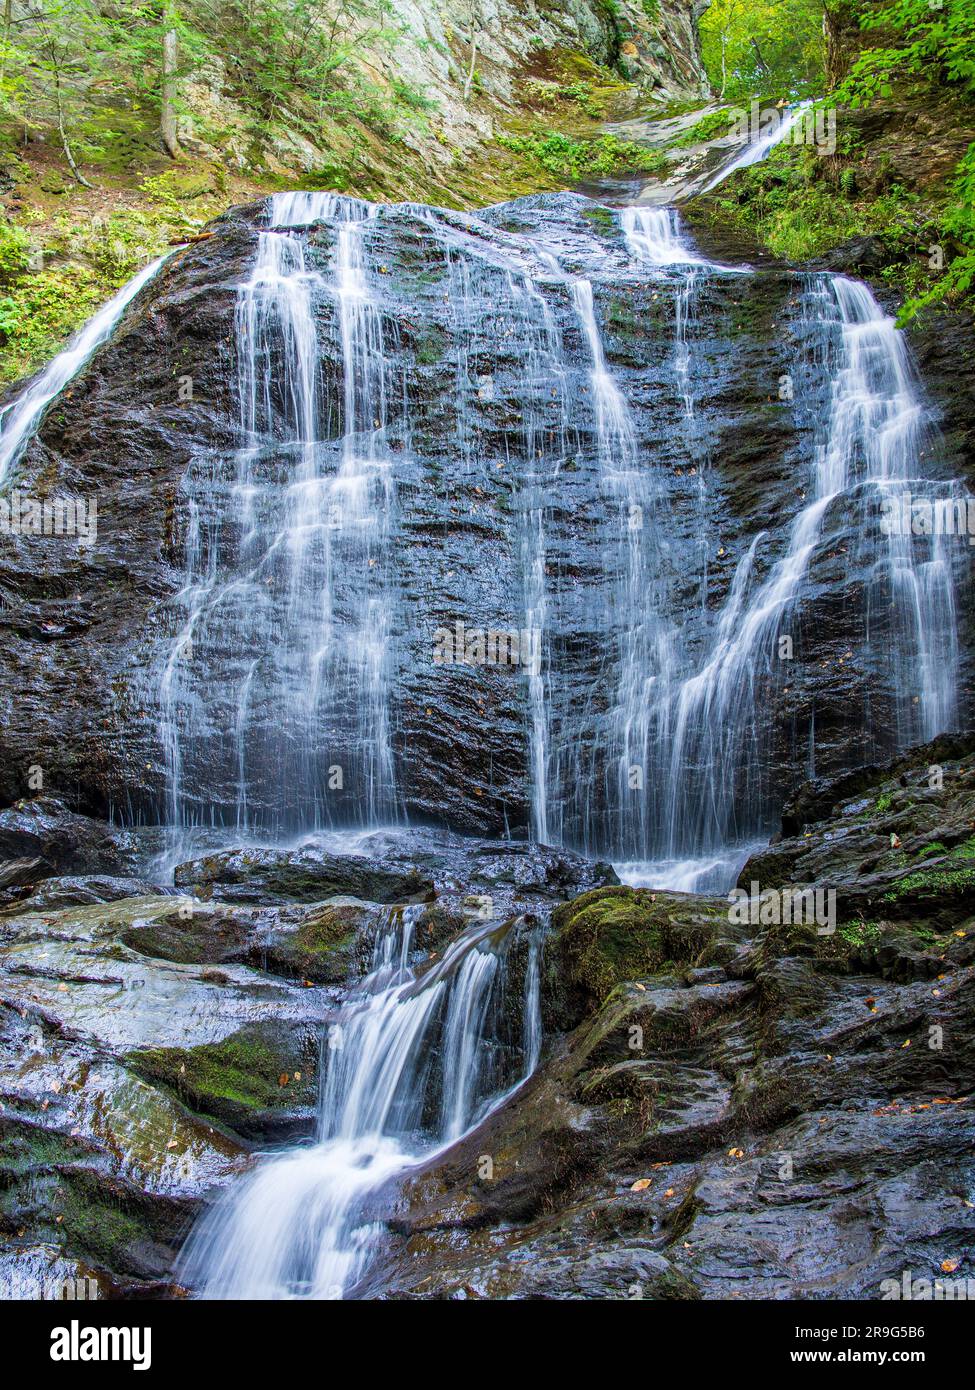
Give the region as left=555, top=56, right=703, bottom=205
left=177, top=906, right=540, bottom=1298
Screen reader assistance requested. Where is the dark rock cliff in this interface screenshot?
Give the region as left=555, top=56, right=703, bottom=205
left=0, top=192, right=967, bottom=847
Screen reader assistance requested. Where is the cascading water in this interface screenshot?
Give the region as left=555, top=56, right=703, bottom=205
left=179, top=906, right=541, bottom=1298
left=700, top=100, right=814, bottom=193
left=597, top=241, right=962, bottom=889
left=2, top=138, right=953, bottom=901
left=0, top=255, right=167, bottom=482
left=156, top=192, right=400, bottom=845
left=411, top=207, right=578, bottom=845
left=519, top=201, right=962, bottom=890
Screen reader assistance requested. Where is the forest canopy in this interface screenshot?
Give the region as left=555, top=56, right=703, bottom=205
left=698, top=0, right=826, bottom=99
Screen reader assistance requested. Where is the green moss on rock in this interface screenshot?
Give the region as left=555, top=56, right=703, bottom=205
left=125, top=1022, right=317, bottom=1137
left=545, top=886, right=725, bottom=1026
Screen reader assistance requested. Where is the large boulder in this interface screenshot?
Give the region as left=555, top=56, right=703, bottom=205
left=0, top=797, right=139, bottom=879
left=542, top=885, right=732, bottom=1027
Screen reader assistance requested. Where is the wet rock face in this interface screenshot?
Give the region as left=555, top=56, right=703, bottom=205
left=363, top=740, right=975, bottom=1300
left=741, top=731, right=975, bottom=937
left=174, top=846, right=436, bottom=906
left=0, top=214, right=247, bottom=820
left=0, top=797, right=138, bottom=878
left=0, top=192, right=955, bottom=852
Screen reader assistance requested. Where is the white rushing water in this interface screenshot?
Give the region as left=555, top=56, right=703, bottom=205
left=600, top=214, right=961, bottom=889
left=156, top=191, right=400, bottom=844
left=618, top=206, right=708, bottom=267
left=700, top=100, right=814, bottom=194
left=180, top=906, right=541, bottom=1298
left=0, top=254, right=167, bottom=482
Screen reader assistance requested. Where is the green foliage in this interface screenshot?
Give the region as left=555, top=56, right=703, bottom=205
left=839, top=0, right=975, bottom=108
left=837, top=918, right=884, bottom=946
left=830, top=4, right=975, bottom=322
left=0, top=264, right=104, bottom=381
left=705, top=137, right=924, bottom=262
left=0, top=220, right=31, bottom=284
left=668, top=107, right=736, bottom=148
left=899, top=141, right=975, bottom=322
left=497, top=131, right=667, bottom=179
left=699, top=0, right=825, bottom=100
left=0, top=202, right=193, bottom=384
left=0, top=0, right=422, bottom=185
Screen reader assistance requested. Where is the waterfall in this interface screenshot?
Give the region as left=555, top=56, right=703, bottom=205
left=179, top=907, right=539, bottom=1299
left=0, top=255, right=168, bottom=483
left=0, top=186, right=958, bottom=892
left=0, top=158, right=965, bottom=1299
left=700, top=100, right=814, bottom=194
left=517, top=202, right=962, bottom=889
left=618, top=207, right=708, bottom=267
left=156, top=192, right=400, bottom=843
left=418, top=210, right=576, bottom=845
left=604, top=255, right=962, bottom=889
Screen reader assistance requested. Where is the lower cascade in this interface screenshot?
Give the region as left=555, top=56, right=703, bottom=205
left=179, top=907, right=541, bottom=1298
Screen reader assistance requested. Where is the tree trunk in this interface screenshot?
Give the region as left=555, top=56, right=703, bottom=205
left=162, top=21, right=181, bottom=159
left=55, top=76, right=92, bottom=187
left=823, top=2, right=860, bottom=91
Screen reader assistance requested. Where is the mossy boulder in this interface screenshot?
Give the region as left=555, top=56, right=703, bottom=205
left=262, top=901, right=371, bottom=983
left=118, top=894, right=375, bottom=983
left=152, top=170, right=215, bottom=200
left=39, top=173, right=69, bottom=195
left=125, top=1021, right=319, bottom=1141
left=119, top=903, right=253, bottom=964
left=543, top=886, right=729, bottom=1028
left=173, top=846, right=433, bottom=906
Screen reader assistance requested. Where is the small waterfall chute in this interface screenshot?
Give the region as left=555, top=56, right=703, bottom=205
left=180, top=907, right=540, bottom=1299
left=0, top=254, right=168, bottom=483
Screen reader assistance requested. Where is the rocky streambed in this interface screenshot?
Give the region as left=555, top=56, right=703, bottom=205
left=1, top=732, right=972, bottom=1298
